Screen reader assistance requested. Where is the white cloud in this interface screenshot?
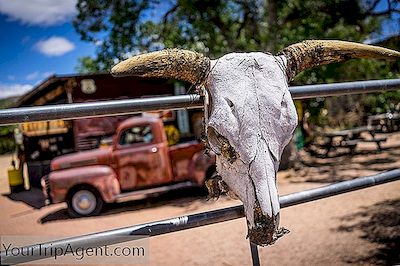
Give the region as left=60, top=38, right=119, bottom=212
left=42, top=71, right=55, bottom=78
left=26, top=71, right=39, bottom=80
left=0, top=0, right=77, bottom=26
left=25, top=71, right=54, bottom=81
left=35, top=37, right=75, bottom=56
left=0, top=83, right=33, bottom=98
left=94, top=40, right=104, bottom=46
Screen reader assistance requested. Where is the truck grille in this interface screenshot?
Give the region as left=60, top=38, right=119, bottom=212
left=42, top=175, right=52, bottom=204
left=75, top=137, right=99, bottom=151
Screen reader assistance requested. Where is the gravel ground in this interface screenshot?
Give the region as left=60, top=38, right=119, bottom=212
left=0, top=132, right=399, bottom=266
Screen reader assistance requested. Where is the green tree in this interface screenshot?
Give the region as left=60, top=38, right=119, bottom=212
left=74, top=56, right=104, bottom=73
left=0, top=97, right=17, bottom=154
left=74, top=0, right=398, bottom=70
left=74, top=0, right=399, bottom=129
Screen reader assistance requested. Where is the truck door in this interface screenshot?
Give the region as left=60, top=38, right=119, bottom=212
left=113, top=123, right=171, bottom=190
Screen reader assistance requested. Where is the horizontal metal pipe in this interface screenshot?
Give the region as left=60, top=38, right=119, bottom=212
left=0, top=79, right=398, bottom=125
left=289, top=78, right=400, bottom=99
left=3, top=169, right=399, bottom=265
left=279, top=168, right=400, bottom=207
left=0, top=95, right=203, bottom=125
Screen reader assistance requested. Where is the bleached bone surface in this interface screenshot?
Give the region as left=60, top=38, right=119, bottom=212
left=204, top=53, right=298, bottom=245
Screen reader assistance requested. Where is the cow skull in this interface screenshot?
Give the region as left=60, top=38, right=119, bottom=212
left=111, top=40, right=400, bottom=246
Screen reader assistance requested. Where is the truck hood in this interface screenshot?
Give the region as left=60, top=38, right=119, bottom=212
left=51, top=147, right=112, bottom=171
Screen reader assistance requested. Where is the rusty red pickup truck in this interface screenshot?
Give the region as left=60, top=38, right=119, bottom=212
left=41, top=116, right=215, bottom=217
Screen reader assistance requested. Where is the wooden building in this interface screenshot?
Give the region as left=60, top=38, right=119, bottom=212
left=16, top=74, right=203, bottom=187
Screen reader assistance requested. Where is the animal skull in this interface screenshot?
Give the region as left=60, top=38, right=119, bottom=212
left=111, top=40, right=399, bottom=246
left=203, top=53, right=297, bottom=245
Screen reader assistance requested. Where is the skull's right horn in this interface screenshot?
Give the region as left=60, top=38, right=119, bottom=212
left=279, top=40, right=400, bottom=80
left=111, top=49, right=210, bottom=85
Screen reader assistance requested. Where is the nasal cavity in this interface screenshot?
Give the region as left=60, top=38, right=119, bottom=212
left=225, top=98, right=234, bottom=110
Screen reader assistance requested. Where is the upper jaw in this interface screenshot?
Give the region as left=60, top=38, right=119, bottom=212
left=248, top=203, right=289, bottom=246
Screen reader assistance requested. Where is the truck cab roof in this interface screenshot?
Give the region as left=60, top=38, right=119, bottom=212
left=117, top=116, right=161, bottom=130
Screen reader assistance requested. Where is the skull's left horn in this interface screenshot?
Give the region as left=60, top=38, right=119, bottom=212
left=111, top=49, right=210, bottom=84
left=280, top=40, right=400, bottom=80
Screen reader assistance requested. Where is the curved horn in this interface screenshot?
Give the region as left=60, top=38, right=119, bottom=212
left=279, top=40, right=400, bottom=80
left=111, top=49, right=210, bottom=84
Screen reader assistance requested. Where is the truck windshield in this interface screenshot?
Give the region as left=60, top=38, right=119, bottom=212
left=119, top=125, right=153, bottom=145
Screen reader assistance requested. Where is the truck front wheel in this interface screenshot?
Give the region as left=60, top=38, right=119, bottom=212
left=67, top=186, right=104, bottom=217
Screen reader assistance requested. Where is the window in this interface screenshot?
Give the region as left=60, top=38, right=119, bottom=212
left=119, top=125, right=153, bottom=146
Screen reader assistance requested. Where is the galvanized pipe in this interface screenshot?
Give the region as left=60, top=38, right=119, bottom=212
left=289, top=78, right=400, bottom=99
left=2, top=169, right=399, bottom=265
left=0, top=94, right=203, bottom=125
left=0, top=79, right=398, bottom=125
left=249, top=241, right=261, bottom=266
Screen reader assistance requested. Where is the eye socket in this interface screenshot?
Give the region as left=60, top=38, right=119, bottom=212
left=206, top=126, right=222, bottom=155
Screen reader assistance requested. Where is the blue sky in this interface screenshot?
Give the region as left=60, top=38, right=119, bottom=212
left=0, top=0, right=398, bottom=99
left=0, top=0, right=97, bottom=99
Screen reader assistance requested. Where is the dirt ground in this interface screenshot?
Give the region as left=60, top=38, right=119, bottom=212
left=1, top=132, right=399, bottom=266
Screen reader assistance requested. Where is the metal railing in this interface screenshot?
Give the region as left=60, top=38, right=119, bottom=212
left=1, top=79, right=399, bottom=125
left=2, top=169, right=400, bottom=265
left=1, top=79, right=400, bottom=265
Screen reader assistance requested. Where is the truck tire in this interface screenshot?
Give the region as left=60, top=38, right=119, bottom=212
left=66, top=186, right=104, bottom=217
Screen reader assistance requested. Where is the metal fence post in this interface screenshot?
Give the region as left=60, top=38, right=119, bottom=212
left=250, top=241, right=261, bottom=266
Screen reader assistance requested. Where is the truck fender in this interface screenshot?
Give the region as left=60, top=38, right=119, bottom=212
left=189, top=151, right=216, bottom=185
left=47, top=166, right=120, bottom=204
